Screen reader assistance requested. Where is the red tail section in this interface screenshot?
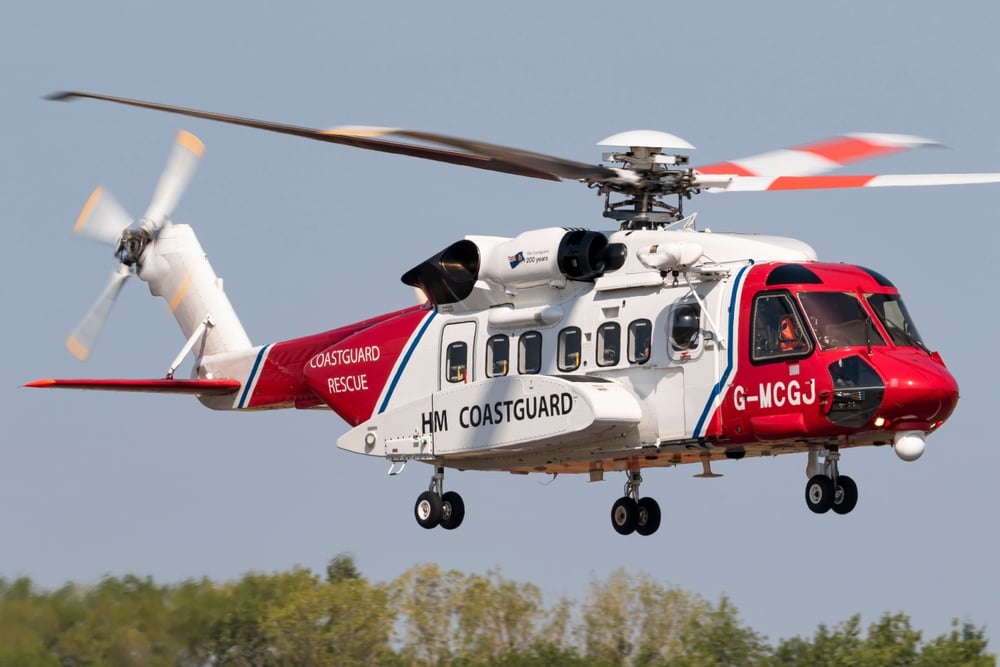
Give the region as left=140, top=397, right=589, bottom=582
left=242, top=305, right=429, bottom=411
left=302, top=306, right=434, bottom=425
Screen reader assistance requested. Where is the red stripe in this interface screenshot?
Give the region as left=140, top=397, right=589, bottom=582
left=794, top=137, right=900, bottom=164
left=767, top=175, right=877, bottom=190
left=694, top=161, right=756, bottom=176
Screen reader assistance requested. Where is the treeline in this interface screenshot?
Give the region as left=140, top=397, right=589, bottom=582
left=0, top=556, right=992, bottom=666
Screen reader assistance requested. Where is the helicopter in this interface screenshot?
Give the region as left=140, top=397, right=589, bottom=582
left=27, top=91, right=1000, bottom=536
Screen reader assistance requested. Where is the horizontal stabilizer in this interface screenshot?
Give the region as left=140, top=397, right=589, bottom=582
left=25, top=377, right=242, bottom=395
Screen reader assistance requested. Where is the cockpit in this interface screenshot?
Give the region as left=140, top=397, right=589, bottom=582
left=751, top=263, right=928, bottom=362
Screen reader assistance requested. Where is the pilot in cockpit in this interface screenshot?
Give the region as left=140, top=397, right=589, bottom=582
left=778, top=315, right=806, bottom=352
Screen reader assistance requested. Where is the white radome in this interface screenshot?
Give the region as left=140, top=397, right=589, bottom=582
left=894, top=431, right=926, bottom=462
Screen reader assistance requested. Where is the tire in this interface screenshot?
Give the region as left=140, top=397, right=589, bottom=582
left=805, top=475, right=835, bottom=514
left=414, top=491, right=443, bottom=529
left=611, top=497, right=638, bottom=535
left=635, top=497, right=661, bottom=536
left=832, top=475, right=859, bottom=515
left=440, top=491, right=465, bottom=530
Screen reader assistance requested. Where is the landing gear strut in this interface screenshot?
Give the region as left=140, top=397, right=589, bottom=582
left=611, top=471, right=661, bottom=536
left=414, top=466, right=465, bottom=530
left=804, top=449, right=859, bottom=515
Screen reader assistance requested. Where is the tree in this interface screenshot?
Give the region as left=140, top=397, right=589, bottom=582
left=263, top=576, right=396, bottom=666
left=915, top=619, right=994, bottom=667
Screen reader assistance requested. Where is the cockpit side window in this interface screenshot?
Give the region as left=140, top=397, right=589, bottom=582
left=751, top=292, right=812, bottom=362
left=867, top=294, right=927, bottom=351
left=799, top=292, right=885, bottom=350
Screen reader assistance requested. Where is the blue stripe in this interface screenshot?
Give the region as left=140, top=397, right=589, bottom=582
left=378, top=310, right=437, bottom=414
left=693, top=263, right=752, bottom=437
left=238, top=344, right=270, bottom=409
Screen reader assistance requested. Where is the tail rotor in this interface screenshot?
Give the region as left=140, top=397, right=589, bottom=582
left=66, top=130, right=204, bottom=361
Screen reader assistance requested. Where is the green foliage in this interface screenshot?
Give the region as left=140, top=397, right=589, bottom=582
left=772, top=612, right=995, bottom=667
left=0, top=565, right=994, bottom=667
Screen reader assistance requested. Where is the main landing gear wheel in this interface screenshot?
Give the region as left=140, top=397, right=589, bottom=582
left=610, top=471, right=662, bottom=536
left=413, top=465, right=466, bottom=530
left=414, top=490, right=443, bottom=529
left=440, top=490, right=465, bottom=530
left=611, top=497, right=638, bottom=535
left=635, top=497, right=661, bottom=536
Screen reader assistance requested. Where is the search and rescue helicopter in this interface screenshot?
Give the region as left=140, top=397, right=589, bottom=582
left=28, top=91, right=1000, bottom=535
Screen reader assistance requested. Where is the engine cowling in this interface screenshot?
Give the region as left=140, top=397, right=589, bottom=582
left=401, top=227, right=624, bottom=304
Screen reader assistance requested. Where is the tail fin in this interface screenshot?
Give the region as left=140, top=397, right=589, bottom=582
left=140, top=223, right=251, bottom=357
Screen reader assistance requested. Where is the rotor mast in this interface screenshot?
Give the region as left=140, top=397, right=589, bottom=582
left=597, top=130, right=697, bottom=229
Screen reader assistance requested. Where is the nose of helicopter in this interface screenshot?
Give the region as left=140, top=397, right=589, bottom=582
left=875, top=350, right=959, bottom=428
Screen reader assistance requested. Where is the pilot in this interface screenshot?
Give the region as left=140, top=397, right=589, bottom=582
left=778, top=316, right=806, bottom=352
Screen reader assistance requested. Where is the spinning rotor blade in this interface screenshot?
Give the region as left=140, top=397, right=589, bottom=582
left=66, top=263, right=131, bottom=361
left=695, top=133, right=941, bottom=177
left=322, top=126, right=626, bottom=184
left=47, top=91, right=562, bottom=182
left=699, top=172, right=1000, bottom=193
left=143, top=130, right=204, bottom=227
left=73, top=186, right=132, bottom=245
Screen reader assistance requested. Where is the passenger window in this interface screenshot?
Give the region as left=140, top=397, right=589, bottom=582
left=446, top=341, right=468, bottom=382
left=518, top=331, right=542, bottom=374
left=669, top=304, right=700, bottom=351
left=597, top=322, right=621, bottom=367
left=751, top=292, right=811, bottom=362
left=558, top=327, right=582, bottom=371
left=486, top=334, right=509, bottom=377
left=628, top=319, right=652, bottom=364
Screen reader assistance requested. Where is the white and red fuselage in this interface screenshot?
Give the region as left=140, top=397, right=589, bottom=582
left=172, top=222, right=957, bottom=476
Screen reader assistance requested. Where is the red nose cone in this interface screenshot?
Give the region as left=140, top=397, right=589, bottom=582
left=877, top=350, right=959, bottom=427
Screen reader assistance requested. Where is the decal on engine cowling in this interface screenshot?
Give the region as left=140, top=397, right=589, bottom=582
left=508, top=249, right=550, bottom=269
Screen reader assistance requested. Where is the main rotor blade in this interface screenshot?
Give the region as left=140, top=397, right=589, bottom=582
left=73, top=186, right=132, bottom=245
left=322, top=126, right=626, bottom=184
left=695, top=133, right=941, bottom=177
left=47, top=91, right=562, bottom=182
left=699, top=172, right=1000, bottom=192
left=143, top=130, right=205, bottom=227
left=66, top=263, right=130, bottom=361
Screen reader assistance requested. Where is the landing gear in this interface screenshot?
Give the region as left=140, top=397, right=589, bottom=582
left=413, top=466, right=465, bottom=530
left=611, top=471, right=661, bottom=536
left=804, top=449, right=859, bottom=515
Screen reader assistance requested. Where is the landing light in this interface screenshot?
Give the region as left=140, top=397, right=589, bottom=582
left=874, top=416, right=886, bottom=428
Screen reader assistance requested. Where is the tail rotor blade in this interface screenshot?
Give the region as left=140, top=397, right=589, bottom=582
left=66, top=264, right=131, bottom=361
left=73, top=186, right=133, bottom=245
left=142, top=130, right=204, bottom=228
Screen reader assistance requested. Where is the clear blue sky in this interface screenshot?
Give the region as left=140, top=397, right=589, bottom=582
left=3, top=0, right=998, bottom=645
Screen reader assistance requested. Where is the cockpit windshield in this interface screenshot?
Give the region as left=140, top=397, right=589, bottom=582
left=799, top=292, right=885, bottom=350
left=867, top=293, right=928, bottom=351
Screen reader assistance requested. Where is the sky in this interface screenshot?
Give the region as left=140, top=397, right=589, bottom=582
left=3, top=0, right=999, bottom=647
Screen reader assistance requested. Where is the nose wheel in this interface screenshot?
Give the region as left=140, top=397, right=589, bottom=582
left=804, top=449, right=859, bottom=515
left=414, top=466, right=465, bottom=530
left=611, top=471, right=661, bottom=536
